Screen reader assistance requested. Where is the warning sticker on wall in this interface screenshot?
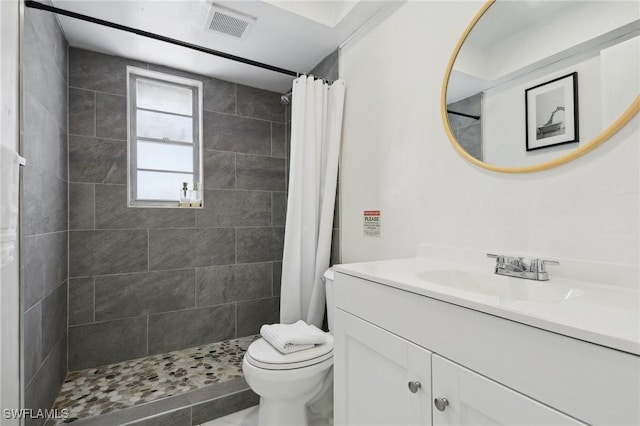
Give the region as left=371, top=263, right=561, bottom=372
left=363, top=210, right=381, bottom=238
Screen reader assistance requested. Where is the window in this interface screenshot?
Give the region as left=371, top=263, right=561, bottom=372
left=127, top=67, right=203, bottom=207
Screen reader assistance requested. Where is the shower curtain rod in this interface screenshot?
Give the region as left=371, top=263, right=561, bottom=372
left=446, top=110, right=480, bottom=120
left=25, top=0, right=300, bottom=78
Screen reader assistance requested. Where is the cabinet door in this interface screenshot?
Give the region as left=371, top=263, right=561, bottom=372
left=334, top=309, right=432, bottom=426
left=432, top=355, right=585, bottom=426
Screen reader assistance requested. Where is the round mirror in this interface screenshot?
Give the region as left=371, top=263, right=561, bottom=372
left=443, top=0, right=640, bottom=173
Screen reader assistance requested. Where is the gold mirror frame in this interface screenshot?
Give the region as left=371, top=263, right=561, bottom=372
left=441, top=0, right=640, bottom=173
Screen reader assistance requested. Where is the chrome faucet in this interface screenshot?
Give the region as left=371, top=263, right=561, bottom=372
left=487, top=254, right=559, bottom=281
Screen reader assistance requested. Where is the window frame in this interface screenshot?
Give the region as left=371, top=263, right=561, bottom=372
left=126, top=66, right=204, bottom=208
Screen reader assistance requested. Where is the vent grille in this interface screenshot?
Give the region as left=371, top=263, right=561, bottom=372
left=206, top=6, right=256, bottom=40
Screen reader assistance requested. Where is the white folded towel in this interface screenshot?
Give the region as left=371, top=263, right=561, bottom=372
left=260, top=320, right=328, bottom=354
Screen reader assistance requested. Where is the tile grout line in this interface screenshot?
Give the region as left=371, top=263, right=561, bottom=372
left=93, top=90, right=97, bottom=138
left=92, top=277, right=96, bottom=323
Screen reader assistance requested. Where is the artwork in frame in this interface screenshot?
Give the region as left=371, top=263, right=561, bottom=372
left=525, top=72, right=579, bottom=151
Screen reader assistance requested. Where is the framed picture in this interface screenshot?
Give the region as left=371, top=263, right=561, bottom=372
left=525, top=72, right=579, bottom=151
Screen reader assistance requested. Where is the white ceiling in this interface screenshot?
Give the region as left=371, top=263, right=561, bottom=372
left=448, top=0, right=639, bottom=103
left=50, top=0, right=402, bottom=93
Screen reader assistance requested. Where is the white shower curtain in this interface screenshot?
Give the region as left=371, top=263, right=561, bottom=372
left=280, top=75, right=346, bottom=328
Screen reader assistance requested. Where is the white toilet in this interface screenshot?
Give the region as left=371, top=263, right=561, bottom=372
left=242, top=268, right=336, bottom=426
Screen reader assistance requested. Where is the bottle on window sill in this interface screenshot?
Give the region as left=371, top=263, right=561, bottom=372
left=180, top=182, right=191, bottom=207
left=191, top=182, right=202, bottom=207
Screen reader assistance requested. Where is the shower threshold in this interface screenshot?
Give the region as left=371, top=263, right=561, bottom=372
left=49, top=335, right=259, bottom=426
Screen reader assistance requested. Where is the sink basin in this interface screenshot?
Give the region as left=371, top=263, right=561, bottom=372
left=417, top=270, right=583, bottom=304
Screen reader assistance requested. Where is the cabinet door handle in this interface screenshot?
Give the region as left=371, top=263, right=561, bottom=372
left=407, top=381, right=422, bottom=393
left=434, top=397, right=449, bottom=411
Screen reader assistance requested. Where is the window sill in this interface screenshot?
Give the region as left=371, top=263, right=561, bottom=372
left=128, top=204, right=204, bottom=209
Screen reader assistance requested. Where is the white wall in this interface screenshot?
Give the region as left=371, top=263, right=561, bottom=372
left=0, top=0, right=22, bottom=422
left=339, top=1, right=639, bottom=283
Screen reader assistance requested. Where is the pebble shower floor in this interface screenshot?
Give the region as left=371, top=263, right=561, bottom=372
left=51, top=335, right=259, bottom=423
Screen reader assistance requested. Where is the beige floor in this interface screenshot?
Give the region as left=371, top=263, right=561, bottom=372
left=200, top=406, right=259, bottom=426
left=200, top=405, right=333, bottom=426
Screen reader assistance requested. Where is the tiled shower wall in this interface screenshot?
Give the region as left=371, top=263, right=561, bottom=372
left=447, top=93, right=483, bottom=161
left=67, top=48, right=285, bottom=371
left=20, top=4, right=69, bottom=424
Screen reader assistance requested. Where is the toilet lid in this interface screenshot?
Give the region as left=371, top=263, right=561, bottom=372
left=246, top=334, right=334, bottom=370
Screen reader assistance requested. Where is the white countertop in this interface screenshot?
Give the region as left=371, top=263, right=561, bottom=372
left=334, top=257, right=640, bottom=356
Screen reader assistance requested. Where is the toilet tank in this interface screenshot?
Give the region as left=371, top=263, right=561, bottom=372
left=323, top=267, right=335, bottom=333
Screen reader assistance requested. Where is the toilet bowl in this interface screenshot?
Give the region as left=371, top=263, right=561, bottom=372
left=242, top=267, right=336, bottom=426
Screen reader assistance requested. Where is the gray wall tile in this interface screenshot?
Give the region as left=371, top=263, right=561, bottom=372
left=149, top=228, right=235, bottom=271
left=148, top=305, right=235, bottom=354
left=69, top=88, right=95, bottom=136
left=271, top=122, right=286, bottom=158
left=236, top=85, right=284, bottom=122
left=21, top=232, right=67, bottom=311
left=69, top=230, right=148, bottom=277
left=69, top=277, right=95, bottom=326
left=196, top=190, right=271, bottom=228
left=272, top=261, right=282, bottom=297
left=95, top=269, right=196, bottom=321
left=21, top=8, right=68, bottom=415
left=41, top=282, right=67, bottom=360
left=25, top=7, right=67, bottom=77
left=69, top=183, right=95, bottom=230
left=203, top=112, right=271, bottom=155
left=236, top=227, right=284, bottom=263
left=236, top=155, right=285, bottom=191
left=23, top=303, right=42, bottom=386
left=68, top=317, right=147, bottom=370
left=69, top=135, right=127, bottom=184
left=196, top=263, right=272, bottom=307
left=191, top=390, right=259, bottom=425
left=20, top=236, right=41, bottom=310
left=22, top=18, right=67, bottom=128
left=127, top=408, right=191, bottom=426
left=271, top=192, right=286, bottom=226
left=24, top=333, right=67, bottom=426
left=22, top=95, right=67, bottom=181
left=95, top=184, right=195, bottom=229
left=204, top=78, right=236, bottom=115
left=331, top=228, right=341, bottom=266
left=236, top=297, right=280, bottom=337
left=69, top=48, right=145, bottom=96
left=95, top=92, right=127, bottom=140
left=333, top=189, right=340, bottom=229
left=456, top=122, right=483, bottom=161
left=203, top=150, right=235, bottom=189
left=21, top=167, right=67, bottom=236
left=66, top=48, right=292, bottom=370
left=447, top=93, right=482, bottom=161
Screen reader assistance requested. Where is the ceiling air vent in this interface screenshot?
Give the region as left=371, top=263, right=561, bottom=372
left=206, top=5, right=256, bottom=40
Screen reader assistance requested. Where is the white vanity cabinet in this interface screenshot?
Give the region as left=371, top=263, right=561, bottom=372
left=431, top=355, right=582, bottom=426
left=334, top=270, right=640, bottom=426
left=334, top=309, right=432, bottom=426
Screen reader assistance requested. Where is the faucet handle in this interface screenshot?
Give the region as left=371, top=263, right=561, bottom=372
left=530, top=258, right=559, bottom=280
left=531, top=258, right=560, bottom=271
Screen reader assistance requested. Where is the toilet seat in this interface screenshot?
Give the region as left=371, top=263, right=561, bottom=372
left=245, top=334, right=334, bottom=371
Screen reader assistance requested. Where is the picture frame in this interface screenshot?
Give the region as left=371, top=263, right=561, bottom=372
left=525, top=72, right=579, bottom=151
